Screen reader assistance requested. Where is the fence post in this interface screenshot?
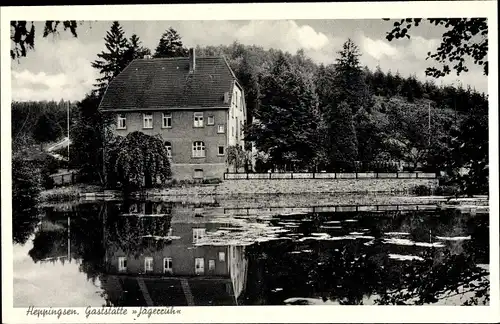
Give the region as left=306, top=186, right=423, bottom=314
left=313, top=172, right=316, bottom=179
left=356, top=172, right=358, bottom=179
left=269, top=172, right=271, bottom=179
left=246, top=173, right=249, bottom=180
left=376, top=172, right=379, bottom=179
left=291, top=172, right=293, bottom=179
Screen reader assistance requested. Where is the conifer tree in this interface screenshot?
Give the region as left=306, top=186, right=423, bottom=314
left=324, top=101, right=358, bottom=170
left=372, top=65, right=386, bottom=96
left=91, top=21, right=130, bottom=95
left=331, top=39, right=368, bottom=113
left=153, top=27, right=187, bottom=58
left=123, top=34, right=151, bottom=64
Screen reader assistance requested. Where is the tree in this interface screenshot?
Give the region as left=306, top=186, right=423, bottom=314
left=32, top=113, right=59, bottom=147
left=12, top=150, right=42, bottom=244
left=354, top=107, right=387, bottom=163
left=227, top=145, right=248, bottom=173
left=246, top=52, right=320, bottom=171
left=447, top=106, right=489, bottom=196
left=11, top=20, right=80, bottom=60
left=70, top=92, right=110, bottom=184
left=372, top=66, right=386, bottom=96
left=91, top=21, right=130, bottom=95
left=106, top=132, right=172, bottom=192
left=153, top=27, right=188, bottom=58
left=123, top=34, right=151, bottom=64
left=383, top=99, right=438, bottom=169
left=331, top=39, right=370, bottom=114
left=324, top=101, right=358, bottom=170
left=384, top=18, right=488, bottom=78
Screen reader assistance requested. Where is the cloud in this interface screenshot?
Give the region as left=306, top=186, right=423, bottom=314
left=11, top=69, right=91, bottom=102
left=407, top=36, right=441, bottom=60
left=174, top=20, right=329, bottom=55
left=360, top=35, right=400, bottom=60
left=235, top=20, right=329, bottom=53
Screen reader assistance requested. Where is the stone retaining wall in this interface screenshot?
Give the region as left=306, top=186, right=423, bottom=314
left=217, top=178, right=439, bottom=195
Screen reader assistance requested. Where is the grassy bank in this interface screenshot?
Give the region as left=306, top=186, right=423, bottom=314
left=40, top=184, right=104, bottom=202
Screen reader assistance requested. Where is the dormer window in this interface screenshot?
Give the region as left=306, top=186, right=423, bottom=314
left=224, top=92, right=230, bottom=104
left=143, top=113, right=153, bottom=129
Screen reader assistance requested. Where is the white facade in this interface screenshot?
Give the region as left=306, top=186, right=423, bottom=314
left=228, top=83, right=246, bottom=148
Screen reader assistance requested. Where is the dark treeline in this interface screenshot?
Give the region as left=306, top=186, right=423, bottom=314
left=200, top=41, right=487, bottom=198
left=11, top=21, right=489, bottom=197
left=12, top=99, right=76, bottom=147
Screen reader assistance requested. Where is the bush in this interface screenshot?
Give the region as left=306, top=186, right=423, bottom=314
left=410, top=184, right=433, bottom=196
left=356, top=161, right=399, bottom=173
left=434, top=185, right=460, bottom=196
left=42, top=173, right=55, bottom=189
left=202, top=178, right=222, bottom=184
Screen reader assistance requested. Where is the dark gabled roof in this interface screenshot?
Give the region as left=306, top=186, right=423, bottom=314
left=98, top=56, right=238, bottom=111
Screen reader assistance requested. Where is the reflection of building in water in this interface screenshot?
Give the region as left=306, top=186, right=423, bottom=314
left=101, top=201, right=248, bottom=306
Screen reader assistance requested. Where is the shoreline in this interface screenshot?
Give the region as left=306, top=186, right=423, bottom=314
left=40, top=185, right=489, bottom=211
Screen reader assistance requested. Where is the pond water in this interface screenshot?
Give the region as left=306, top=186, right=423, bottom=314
left=12, top=199, right=489, bottom=307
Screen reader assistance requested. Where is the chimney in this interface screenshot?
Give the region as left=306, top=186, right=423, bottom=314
left=189, top=48, right=196, bottom=73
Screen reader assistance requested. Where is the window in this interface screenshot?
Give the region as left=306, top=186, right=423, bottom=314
left=117, top=114, right=126, bottom=129
left=164, top=257, right=173, bottom=274
left=192, top=141, right=205, bottom=158
left=218, top=146, right=225, bottom=156
left=118, top=257, right=127, bottom=272
left=194, top=169, right=204, bottom=179
left=165, top=141, right=172, bottom=158
left=193, top=112, right=204, bottom=127
left=207, top=115, right=215, bottom=125
left=236, top=117, right=239, bottom=140
left=232, top=126, right=235, bottom=137
left=240, top=121, right=244, bottom=136
left=144, top=257, right=153, bottom=272
left=168, top=227, right=173, bottom=236
left=195, top=258, right=205, bottom=275
left=218, top=252, right=225, bottom=262
left=208, top=260, right=215, bottom=271
left=162, top=112, right=172, bottom=128
left=217, top=125, right=225, bottom=134
left=193, top=228, right=206, bottom=243
left=143, top=113, right=153, bottom=129
left=129, top=203, right=138, bottom=214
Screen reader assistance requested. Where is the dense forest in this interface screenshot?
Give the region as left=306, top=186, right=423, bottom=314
left=12, top=100, right=76, bottom=147
left=11, top=21, right=489, bottom=196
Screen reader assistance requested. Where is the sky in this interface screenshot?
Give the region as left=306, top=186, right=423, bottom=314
left=10, top=19, right=488, bottom=102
